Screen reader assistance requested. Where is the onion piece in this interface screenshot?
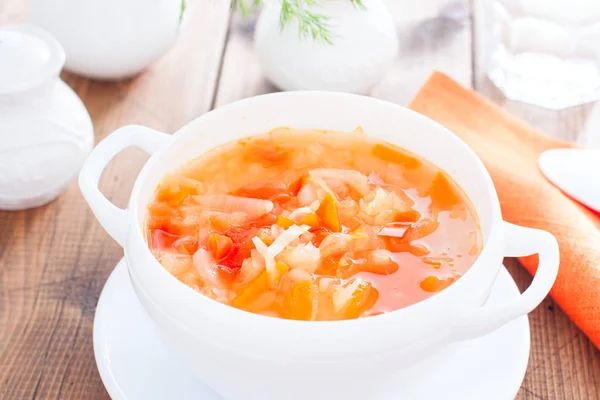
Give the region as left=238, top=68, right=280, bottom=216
left=182, top=210, right=248, bottom=227
left=310, top=169, right=370, bottom=196
left=318, top=277, right=340, bottom=293
left=318, top=233, right=354, bottom=258
left=308, top=175, right=337, bottom=199
left=271, top=224, right=285, bottom=239
left=283, top=242, right=321, bottom=273
left=212, top=288, right=235, bottom=302
left=377, top=223, right=410, bottom=238
left=367, top=172, right=386, bottom=186
left=369, top=249, right=393, bottom=264
left=288, top=268, right=313, bottom=283
left=239, top=249, right=265, bottom=284
left=193, top=194, right=274, bottom=220
left=297, top=183, right=318, bottom=206
left=252, top=236, right=269, bottom=256
left=308, top=200, right=321, bottom=212
left=288, top=206, right=314, bottom=220
left=158, top=252, right=193, bottom=275
left=193, top=249, right=226, bottom=288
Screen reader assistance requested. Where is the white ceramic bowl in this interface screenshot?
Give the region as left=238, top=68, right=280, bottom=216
left=80, top=92, right=559, bottom=400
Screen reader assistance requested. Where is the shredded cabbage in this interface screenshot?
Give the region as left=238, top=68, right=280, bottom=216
left=252, top=224, right=311, bottom=277
left=266, top=224, right=311, bottom=259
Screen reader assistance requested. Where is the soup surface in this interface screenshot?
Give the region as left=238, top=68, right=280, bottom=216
left=146, top=128, right=482, bottom=321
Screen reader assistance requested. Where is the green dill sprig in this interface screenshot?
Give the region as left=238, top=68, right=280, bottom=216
left=235, top=0, right=365, bottom=44
left=280, top=0, right=332, bottom=44
left=179, top=0, right=187, bottom=24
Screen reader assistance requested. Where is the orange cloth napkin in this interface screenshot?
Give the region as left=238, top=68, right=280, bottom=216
left=409, top=72, right=600, bottom=348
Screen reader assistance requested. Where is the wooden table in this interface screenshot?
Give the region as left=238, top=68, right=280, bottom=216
left=1, top=1, right=600, bottom=399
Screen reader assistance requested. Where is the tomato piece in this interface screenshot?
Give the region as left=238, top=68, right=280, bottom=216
left=208, top=234, right=233, bottom=260
left=372, top=144, right=421, bottom=169
left=172, top=235, right=198, bottom=255
left=316, top=193, right=341, bottom=232
left=217, top=215, right=277, bottom=270
left=154, top=220, right=182, bottom=235
left=310, top=226, right=330, bottom=247
left=288, top=177, right=303, bottom=196
left=151, top=229, right=180, bottom=250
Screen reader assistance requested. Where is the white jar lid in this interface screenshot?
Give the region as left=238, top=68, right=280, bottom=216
left=0, top=24, right=65, bottom=94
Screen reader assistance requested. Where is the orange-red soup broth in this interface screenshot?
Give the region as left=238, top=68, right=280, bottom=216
left=146, top=128, right=482, bottom=321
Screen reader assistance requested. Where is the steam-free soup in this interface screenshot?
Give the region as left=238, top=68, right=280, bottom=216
left=146, top=128, right=482, bottom=321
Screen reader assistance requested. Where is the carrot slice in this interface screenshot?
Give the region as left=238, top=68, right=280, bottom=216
left=297, top=212, right=319, bottom=228
left=372, top=144, right=421, bottom=169
left=316, top=193, right=341, bottom=232
left=208, top=233, right=233, bottom=261
left=429, top=172, right=461, bottom=209
left=276, top=261, right=290, bottom=274
left=231, top=271, right=269, bottom=308
left=419, top=276, right=455, bottom=292
left=284, top=281, right=314, bottom=320
left=277, top=215, right=295, bottom=229
left=406, top=219, right=440, bottom=241
left=342, top=280, right=379, bottom=319
left=393, top=209, right=421, bottom=223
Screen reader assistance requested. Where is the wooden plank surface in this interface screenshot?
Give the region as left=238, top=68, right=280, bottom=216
left=2, top=0, right=600, bottom=399
left=0, top=1, right=231, bottom=398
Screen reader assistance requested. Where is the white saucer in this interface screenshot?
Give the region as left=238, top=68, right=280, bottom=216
left=94, top=259, right=530, bottom=400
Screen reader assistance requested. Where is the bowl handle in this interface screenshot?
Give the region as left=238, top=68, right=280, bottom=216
left=450, top=221, right=559, bottom=340
left=78, top=125, right=172, bottom=247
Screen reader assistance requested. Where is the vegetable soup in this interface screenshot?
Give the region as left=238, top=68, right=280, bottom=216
left=146, top=128, right=482, bottom=321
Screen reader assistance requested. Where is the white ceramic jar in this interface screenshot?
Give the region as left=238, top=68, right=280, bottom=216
left=80, top=92, right=559, bottom=400
left=254, top=0, right=398, bottom=93
left=0, top=25, right=93, bottom=210
left=28, top=0, right=182, bottom=80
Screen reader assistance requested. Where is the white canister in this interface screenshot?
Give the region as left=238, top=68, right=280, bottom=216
left=0, top=25, right=94, bottom=210
left=28, top=0, right=182, bottom=80
left=254, top=0, right=399, bottom=93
